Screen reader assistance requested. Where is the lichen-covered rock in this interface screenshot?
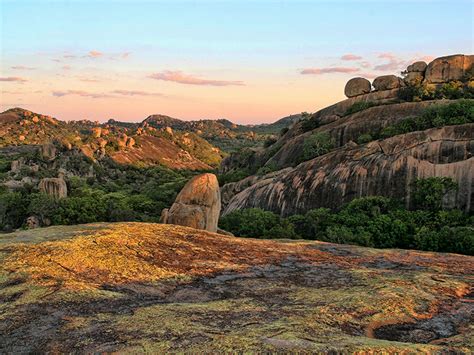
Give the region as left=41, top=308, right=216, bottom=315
left=344, top=77, right=372, bottom=98
left=92, top=127, right=102, bottom=138
left=223, top=124, right=474, bottom=217
left=165, top=173, right=221, bottom=232
left=372, top=75, right=404, bottom=91
left=424, top=54, right=474, bottom=84
left=38, top=178, right=67, bottom=199
left=40, top=143, right=57, bottom=161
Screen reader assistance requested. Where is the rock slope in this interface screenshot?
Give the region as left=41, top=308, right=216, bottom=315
left=0, top=222, right=472, bottom=352
left=224, top=124, right=473, bottom=216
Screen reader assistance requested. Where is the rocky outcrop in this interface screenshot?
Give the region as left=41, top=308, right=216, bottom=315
left=424, top=54, right=474, bottom=84
left=344, top=77, right=371, bottom=97
left=38, top=178, right=67, bottom=199
left=372, top=75, right=404, bottom=91
left=164, top=173, right=221, bottom=232
left=223, top=124, right=474, bottom=216
left=40, top=143, right=57, bottom=161
left=265, top=100, right=452, bottom=169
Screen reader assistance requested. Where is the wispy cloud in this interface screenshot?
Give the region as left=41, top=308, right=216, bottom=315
left=62, top=65, right=72, bottom=70
left=111, top=90, right=164, bottom=97
left=84, top=50, right=103, bottom=58
left=11, top=65, right=36, bottom=70
left=52, top=89, right=164, bottom=99
left=52, top=90, right=111, bottom=99
left=148, top=70, right=245, bottom=86
left=300, top=67, right=359, bottom=75
left=0, top=77, right=27, bottom=82
left=341, top=54, right=362, bottom=61
left=374, top=52, right=407, bottom=71
left=120, top=52, right=131, bottom=59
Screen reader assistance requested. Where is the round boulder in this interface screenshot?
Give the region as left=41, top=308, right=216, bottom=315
left=372, top=75, right=403, bottom=91
left=406, top=61, right=427, bottom=73
left=165, top=173, right=221, bottom=232
left=344, top=77, right=371, bottom=98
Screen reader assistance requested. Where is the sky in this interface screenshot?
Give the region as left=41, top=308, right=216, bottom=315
left=0, top=0, right=472, bottom=124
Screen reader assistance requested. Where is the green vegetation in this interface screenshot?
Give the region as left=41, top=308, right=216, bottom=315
left=398, top=79, right=474, bottom=102
left=219, top=177, right=473, bottom=255
left=300, top=112, right=319, bottom=133
left=298, top=132, right=335, bottom=163
left=356, top=133, right=373, bottom=144
left=380, top=100, right=474, bottom=139
left=0, top=160, right=197, bottom=231
left=344, top=101, right=377, bottom=116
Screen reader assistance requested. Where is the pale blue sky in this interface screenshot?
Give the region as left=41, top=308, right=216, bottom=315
left=0, top=0, right=473, bottom=123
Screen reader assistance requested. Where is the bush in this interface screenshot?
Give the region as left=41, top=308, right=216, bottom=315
left=263, top=136, right=277, bottom=148
left=357, top=133, right=373, bottom=144
left=398, top=79, right=473, bottom=102
left=345, top=101, right=377, bottom=116
left=218, top=168, right=251, bottom=186
left=411, top=177, right=458, bottom=212
left=219, top=208, right=296, bottom=239
left=381, top=100, right=474, bottom=138
left=300, top=132, right=334, bottom=162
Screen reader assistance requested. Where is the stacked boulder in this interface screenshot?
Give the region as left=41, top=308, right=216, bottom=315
left=404, top=61, right=427, bottom=85
left=372, top=75, right=404, bottom=91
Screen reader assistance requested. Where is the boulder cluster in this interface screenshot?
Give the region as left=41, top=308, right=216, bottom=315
left=344, top=54, right=474, bottom=98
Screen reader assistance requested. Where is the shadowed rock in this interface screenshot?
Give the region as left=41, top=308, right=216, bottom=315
left=344, top=77, right=372, bottom=98
left=165, top=173, right=221, bottom=232
left=372, top=75, right=404, bottom=91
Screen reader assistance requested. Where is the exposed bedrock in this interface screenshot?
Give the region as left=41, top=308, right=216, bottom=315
left=267, top=100, right=457, bottom=169
left=223, top=124, right=474, bottom=217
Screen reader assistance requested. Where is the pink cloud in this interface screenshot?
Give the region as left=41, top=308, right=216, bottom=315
left=300, top=67, right=360, bottom=75
left=148, top=70, right=245, bottom=86
left=84, top=50, right=103, bottom=58
left=358, top=72, right=378, bottom=79
left=11, top=65, right=36, bottom=70
left=0, top=77, right=27, bottom=82
left=121, top=52, right=131, bottom=58
left=341, top=54, right=362, bottom=61
left=62, top=65, right=72, bottom=70
left=111, top=90, right=164, bottom=97
left=63, top=54, right=77, bottom=59
left=359, top=61, right=371, bottom=68
left=374, top=53, right=407, bottom=71
left=52, top=90, right=111, bottom=99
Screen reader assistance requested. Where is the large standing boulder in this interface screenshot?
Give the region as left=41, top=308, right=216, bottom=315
left=40, top=143, right=57, bottom=161
left=165, top=173, right=221, bottom=232
left=38, top=178, right=67, bottom=199
left=372, top=75, right=404, bottom=91
left=424, top=54, right=474, bottom=84
left=344, top=77, right=372, bottom=98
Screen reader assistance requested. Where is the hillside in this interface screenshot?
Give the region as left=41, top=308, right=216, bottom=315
left=1, top=222, right=473, bottom=352
left=0, top=108, right=222, bottom=170
left=221, top=54, right=474, bottom=215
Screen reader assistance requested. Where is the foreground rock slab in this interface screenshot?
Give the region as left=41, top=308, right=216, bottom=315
left=0, top=222, right=472, bottom=353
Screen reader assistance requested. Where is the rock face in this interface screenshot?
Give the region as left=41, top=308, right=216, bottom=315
left=40, top=143, right=57, bottom=161
left=164, top=173, right=221, bottom=232
left=38, top=178, right=68, bottom=199
left=372, top=75, right=404, bottom=91
left=223, top=124, right=474, bottom=217
left=424, top=54, right=474, bottom=84
left=344, top=77, right=372, bottom=98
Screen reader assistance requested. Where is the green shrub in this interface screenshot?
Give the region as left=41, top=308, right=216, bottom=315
left=345, top=101, right=377, bottom=116
left=218, top=168, right=251, bottom=186
left=300, top=132, right=334, bottom=162
left=411, top=177, right=458, bottom=212
left=356, top=133, right=374, bottom=144
left=219, top=208, right=296, bottom=239
left=381, top=100, right=474, bottom=138
left=263, top=136, right=277, bottom=148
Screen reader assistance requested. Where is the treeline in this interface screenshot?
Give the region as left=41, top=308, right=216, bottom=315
left=219, top=177, right=473, bottom=255
left=0, top=162, right=197, bottom=231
